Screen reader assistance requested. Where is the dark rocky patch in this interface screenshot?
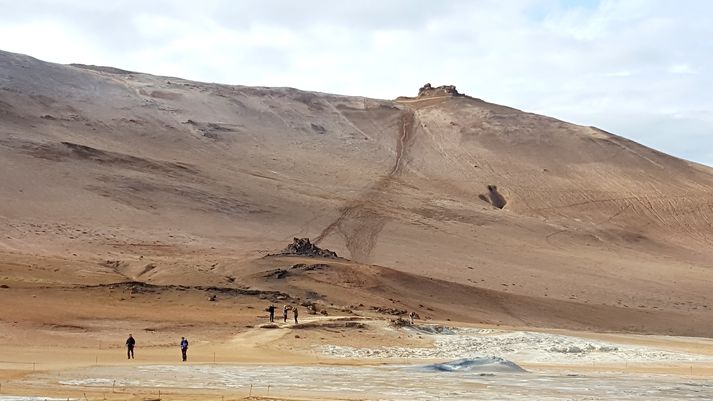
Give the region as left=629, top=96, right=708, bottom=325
left=479, top=185, right=507, bottom=209
left=371, top=306, right=407, bottom=316
left=310, top=123, right=327, bottom=134
left=293, top=320, right=367, bottom=330
left=290, top=263, right=328, bottom=271
left=265, top=269, right=290, bottom=279
left=86, top=281, right=293, bottom=302
left=390, top=317, right=412, bottom=327
left=273, top=238, right=338, bottom=258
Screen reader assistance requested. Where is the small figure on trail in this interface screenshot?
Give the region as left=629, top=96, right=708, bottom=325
left=293, top=307, right=299, bottom=324
left=126, top=334, right=136, bottom=359
left=180, top=337, right=189, bottom=362
left=283, top=304, right=291, bottom=323
left=267, top=304, right=276, bottom=322
left=409, top=311, right=417, bottom=325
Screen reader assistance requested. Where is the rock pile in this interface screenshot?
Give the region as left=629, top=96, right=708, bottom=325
left=277, top=237, right=338, bottom=258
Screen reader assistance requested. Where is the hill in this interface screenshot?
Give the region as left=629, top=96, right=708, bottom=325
left=1, top=49, right=713, bottom=337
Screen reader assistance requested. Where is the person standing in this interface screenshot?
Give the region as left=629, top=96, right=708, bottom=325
left=293, top=307, right=299, bottom=324
left=283, top=305, right=289, bottom=323
left=126, top=334, right=135, bottom=359
left=267, top=304, right=276, bottom=322
left=180, top=337, right=189, bottom=362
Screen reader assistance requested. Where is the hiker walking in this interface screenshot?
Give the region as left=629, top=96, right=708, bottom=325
left=180, top=337, right=189, bottom=362
left=283, top=304, right=290, bottom=323
left=267, top=304, right=276, bottom=322
left=126, top=334, right=136, bottom=359
left=293, top=306, right=299, bottom=324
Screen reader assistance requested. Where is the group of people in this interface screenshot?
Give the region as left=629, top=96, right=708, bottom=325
left=125, top=334, right=189, bottom=361
left=266, top=304, right=299, bottom=324
left=124, top=303, right=299, bottom=362
left=125, top=305, right=416, bottom=362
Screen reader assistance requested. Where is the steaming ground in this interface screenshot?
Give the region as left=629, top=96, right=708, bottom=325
left=5, top=321, right=713, bottom=401
left=321, top=326, right=713, bottom=364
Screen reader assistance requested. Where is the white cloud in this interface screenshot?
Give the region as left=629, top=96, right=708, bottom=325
left=0, top=0, right=711, bottom=166
left=0, top=20, right=99, bottom=64
left=668, top=63, right=695, bottom=75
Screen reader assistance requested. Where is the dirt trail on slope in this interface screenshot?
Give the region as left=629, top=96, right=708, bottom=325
left=314, top=110, right=415, bottom=262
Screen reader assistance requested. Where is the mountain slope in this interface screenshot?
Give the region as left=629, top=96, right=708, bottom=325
left=1, top=50, right=713, bottom=335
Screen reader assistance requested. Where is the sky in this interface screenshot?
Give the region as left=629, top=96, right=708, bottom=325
left=0, top=0, right=711, bottom=166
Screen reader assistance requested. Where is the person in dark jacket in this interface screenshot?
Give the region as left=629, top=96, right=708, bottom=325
left=126, top=334, right=135, bottom=359
left=180, top=337, right=189, bottom=362
left=267, top=304, right=276, bottom=322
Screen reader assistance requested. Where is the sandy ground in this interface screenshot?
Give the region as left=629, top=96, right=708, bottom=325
left=2, top=318, right=713, bottom=400
left=2, top=240, right=713, bottom=400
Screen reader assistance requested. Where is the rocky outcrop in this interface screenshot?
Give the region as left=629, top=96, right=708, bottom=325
left=417, top=83, right=461, bottom=98
left=395, top=83, right=464, bottom=102
left=275, top=237, right=339, bottom=258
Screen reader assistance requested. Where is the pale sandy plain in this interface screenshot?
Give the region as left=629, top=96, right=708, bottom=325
left=1, top=49, right=713, bottom=399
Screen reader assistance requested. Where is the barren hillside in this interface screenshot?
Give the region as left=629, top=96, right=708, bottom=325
left=2, top=49, right=713, bottom=336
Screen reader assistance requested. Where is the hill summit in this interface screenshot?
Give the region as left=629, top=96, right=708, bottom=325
left=417, top=83, right=462, bottom=97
